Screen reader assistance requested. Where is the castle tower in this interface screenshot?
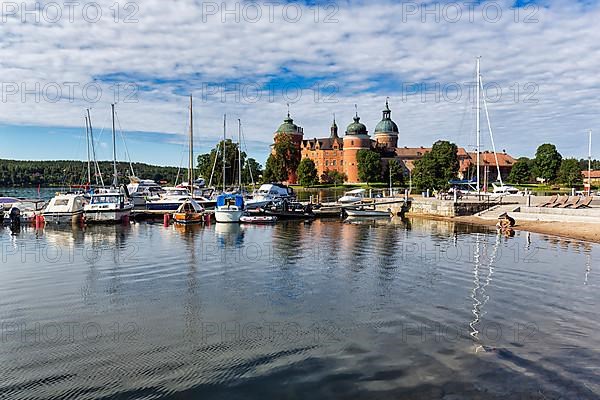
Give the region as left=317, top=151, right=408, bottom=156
left=343, top=108, right=371, bottom=183
left=272, top=109, right=304, bottom=184
left=374, top=98, right=399, bottom=149
left=330, top=114, right=338, bottom=138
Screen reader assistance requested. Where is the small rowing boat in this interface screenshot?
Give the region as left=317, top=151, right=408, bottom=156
left=173, top=199, right=205, bottom=224
left=240, top=215, right=277, bottom=224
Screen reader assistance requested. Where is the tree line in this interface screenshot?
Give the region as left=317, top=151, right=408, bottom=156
left=507, top=143, right=587, bottom=187
left=0, top=159, right=181, bottom=187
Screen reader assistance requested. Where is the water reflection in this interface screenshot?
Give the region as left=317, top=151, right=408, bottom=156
left=1, top=217, right=600, bottom=399
left=469, top=232, right=500, bottom=352
left=215, top=223, right=244, bottom=248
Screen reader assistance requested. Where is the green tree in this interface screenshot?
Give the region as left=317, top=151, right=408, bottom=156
left=263, top=154, right=287, bottom=182
left=357, top=149, right=382, bottom=184
left=196, top=139, right=246, bottom=187
left=533, top=143, right=562, bottom=182
left=321, top=169, right=347, bottom=185
left=507, top=157, right=532, bottom=184
left=412, top=140, right=459, bottom=190
left=387, top=159, right=405, bottom=186
left=242, top=158, right=262, bottom=185
left=558, top=158, right=582, bottom=187
left=297, top=158, right=318, bottom=187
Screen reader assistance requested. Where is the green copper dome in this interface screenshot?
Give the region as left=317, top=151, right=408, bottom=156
left=374, top=100, right=399, bottom=135
left=346, top=115, right=368, bottom=136
left=276, top=113, right=299, bottom=134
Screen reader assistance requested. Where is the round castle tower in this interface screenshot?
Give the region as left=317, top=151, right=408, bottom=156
left=343, top=110, right=372, bottom=183
left=373, top=99, right=399, bottom=149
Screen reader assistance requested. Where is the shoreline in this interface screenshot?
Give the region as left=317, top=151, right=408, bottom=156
left=406, top=213, right=600, bottom=244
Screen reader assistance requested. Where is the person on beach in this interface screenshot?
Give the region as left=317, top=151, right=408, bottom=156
left=496, top=212, right=516, bottom=237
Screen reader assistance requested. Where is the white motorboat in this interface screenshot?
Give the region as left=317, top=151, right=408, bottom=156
left=127, top=178, right=165, bottom=206
left=246, top=183, right=294, bottom=209
left=43, top=193, right=85, bottom=224
left=145, top=187, right=191, bottom=211
left=491, top=183, right=521, bottom=195
left=0, top=197, right=21, bottom=211
left=338, top=188, right=367, bottom=203
left=214, top=194, right=245, bottom=223
left=345, top=205, right=391, bottom=217
left=4, top=200, right=46, bottom=224
left=84, top=188, right=133, bottom=223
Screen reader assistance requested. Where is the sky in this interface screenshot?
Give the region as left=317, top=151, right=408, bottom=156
left=1, top=0, right=600, bottom=167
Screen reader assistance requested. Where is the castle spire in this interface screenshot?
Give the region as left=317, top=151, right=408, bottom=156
left=330, top=113, right=339, bottom=138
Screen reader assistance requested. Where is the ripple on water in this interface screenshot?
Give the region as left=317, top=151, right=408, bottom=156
left=1, top=219, right=599, bottom=399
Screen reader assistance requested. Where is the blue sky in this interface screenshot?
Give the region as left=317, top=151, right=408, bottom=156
left=2, top=0, right=600, bottom=168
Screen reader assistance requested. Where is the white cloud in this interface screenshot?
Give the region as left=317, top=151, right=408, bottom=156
left=1, top=0, right=600, bottom=163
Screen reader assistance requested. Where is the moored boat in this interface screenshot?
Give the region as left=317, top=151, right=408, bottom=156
left=345, top=206, right=392, bottom=218
left=246, top=183, right=294, bottom=209
left=84, top=188, right=133, bottom=223
left=259, top=199, right=315, bottom=220
left=173, top=198, right=205, bottom=224
left=240, top=214, right=277, bottom=224
left=43, top=193, right=85, bottom=224
left=338, top=188, right=367, bottom=203
left=214, top=194, right=245, bottom=223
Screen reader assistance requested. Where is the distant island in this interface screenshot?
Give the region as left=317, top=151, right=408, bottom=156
left=0, top=159, right=181, bottom=187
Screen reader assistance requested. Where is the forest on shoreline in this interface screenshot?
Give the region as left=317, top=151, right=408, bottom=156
left=0, top=159, right=181, bottom=187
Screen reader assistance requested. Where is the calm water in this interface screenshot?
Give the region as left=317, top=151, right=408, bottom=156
left=1, top=218, right=599, bottom=399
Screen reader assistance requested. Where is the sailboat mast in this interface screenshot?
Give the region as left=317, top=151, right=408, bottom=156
left=188, top=95, right=194, bottom=188
left=589, top=129, right=592, bottom=195
left=111, top=104, right=118, bottom=187
left=223, top=114, right=226, bottom=191
left=87, top=109, right=103, bottom=187
left=84, top=114, right=91, bottom=185
left=238, top=119, right=242, bottom=190
left=476, top=57, right=481, bottom=194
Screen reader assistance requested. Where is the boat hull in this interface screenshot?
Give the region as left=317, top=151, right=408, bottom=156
left=145, top=202, right=185, bottom=212
left=345, top=209, right=391, bottom=217
left=173, top=212, right=204, bottom=224
left=43, top=211, right=83, bottom=225
left=214, top=209, right=244, bottom=223
left=240, top=215, right=277, bottom=224
left=84, top=209, right=131, bottom=223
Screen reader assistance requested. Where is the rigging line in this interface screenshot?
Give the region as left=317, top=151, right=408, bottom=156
left=240, top=122, right=256, bottom=190
left=175, top=117, right=191, bottom=186
left=87, top=109, right=104, bottom=187
left=114, top=110, right=136, bottom=178
left=208, top=139, right=220, bottom=189
left=479, top=75, right=503, bottom=186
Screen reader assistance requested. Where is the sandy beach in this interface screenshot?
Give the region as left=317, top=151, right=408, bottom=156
left=455, top=215, right=600, bottom=244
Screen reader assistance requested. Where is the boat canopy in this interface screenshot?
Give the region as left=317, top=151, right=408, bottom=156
left=217, top=194, right=244, bottom=208
left=448, top=179, right=477, bottom=185
left=344, top=188, right=366, bottom=195
left=176, top=199, right=203, bottom=213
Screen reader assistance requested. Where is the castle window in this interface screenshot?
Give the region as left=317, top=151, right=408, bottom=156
left=340, top=160, right=343, bottom=165
left=325, top=160, right=329, bottom=166
left=351, top=140, right=354, bottom=146
left=332, top=160, right=336, bottom=166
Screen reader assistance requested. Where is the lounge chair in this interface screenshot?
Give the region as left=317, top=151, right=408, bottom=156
left=558, top=196, right=580, bottom=208
left=548, top=195, right=569, bottom=208
left=538, top=194, right=558, bottom=207
left=574, top=196, right=593, bottom=209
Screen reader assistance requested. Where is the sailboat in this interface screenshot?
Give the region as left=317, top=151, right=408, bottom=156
left=84, top=104, right=134, bottom=223
left=174, top=96, right=205, bottom=224
left=471, top=58, right=519, bottom=196
left=43, top=110, right=96, bottom=224
left=214, top=115, right=245, bottom=223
